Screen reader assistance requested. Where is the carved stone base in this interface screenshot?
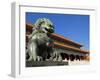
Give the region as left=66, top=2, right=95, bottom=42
left=26, top=61, right=68, bottom=67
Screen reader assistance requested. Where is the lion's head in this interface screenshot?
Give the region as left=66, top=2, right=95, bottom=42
left=35, top=18, right=55, bottom=33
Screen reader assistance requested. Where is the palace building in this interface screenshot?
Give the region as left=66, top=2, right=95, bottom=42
left=26, top=23, right=89, bottom=64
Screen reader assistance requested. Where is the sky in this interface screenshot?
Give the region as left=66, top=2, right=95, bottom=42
left=26, top=12, right=89, bottom=50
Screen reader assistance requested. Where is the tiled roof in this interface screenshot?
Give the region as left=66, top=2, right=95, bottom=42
left=54, top=42, right=89, bottom=54
left=50, top=33, right=82, bottom=47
